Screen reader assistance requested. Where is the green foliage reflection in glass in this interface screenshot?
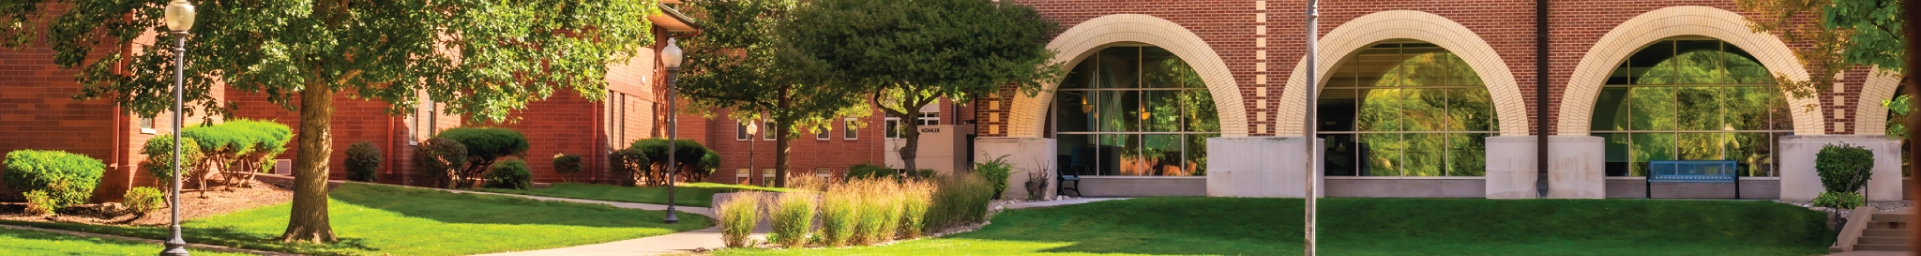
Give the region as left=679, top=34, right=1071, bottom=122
left=1061, top=46, right=1218, bottom=176
left=1344, top=45, right=1495, bottom=176
left=1594, top=39, right=1788, bottom=176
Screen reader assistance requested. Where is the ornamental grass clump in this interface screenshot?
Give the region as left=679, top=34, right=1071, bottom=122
left=924, top=173, right=995, bottom=231
left=769, top=190, right=819, bottom=248
left=854, top=180, right=903, bottom=245
left=717, top=192, right=764, bottom=248
left=898, top=179, right=935, bottom=238
left=818, top=180, right=863, bottom=247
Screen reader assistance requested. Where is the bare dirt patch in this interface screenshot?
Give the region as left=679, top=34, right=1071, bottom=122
left=0, top=179, right=292, bottom=226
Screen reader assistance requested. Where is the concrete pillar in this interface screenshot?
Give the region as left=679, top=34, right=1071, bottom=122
left=1484, top=136, right=1605, bottom=199
left=974, top=137, right=1057, bottom=200
left=1205, top=137, right=1322, bottom=197
left=1779, top=135, right=1902, bottom=201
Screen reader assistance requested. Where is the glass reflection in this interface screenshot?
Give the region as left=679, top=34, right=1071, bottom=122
left=1595, top=39, right=1789, bottom=177
left=1051, top=46, right=1218, bottom=176
left=1319, top=42, right=1497, bottom=176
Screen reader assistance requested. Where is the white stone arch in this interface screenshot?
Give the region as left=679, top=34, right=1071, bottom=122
left=1275, top=10, right=1531, bottom=136
left=1854, top=66, right=1904, bottom=135
left=1556, top=6, right=1824, bottom=136
left=1007, top=14, right=1249, bottom=138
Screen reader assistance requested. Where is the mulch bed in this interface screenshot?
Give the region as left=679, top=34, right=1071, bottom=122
left=0, top=178, right=293, bottom=227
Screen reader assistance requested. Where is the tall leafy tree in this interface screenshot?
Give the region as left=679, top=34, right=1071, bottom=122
left=678, top=0, right=867, bottom=187
left=2, top=0, right=658, bottom=242
left=782, top=0, right=1063, bottom=173
left=1736, top=0, right=1906, bottom=107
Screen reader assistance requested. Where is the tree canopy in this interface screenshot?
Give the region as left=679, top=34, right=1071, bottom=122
left=781, top=0, right=1063, bottom=172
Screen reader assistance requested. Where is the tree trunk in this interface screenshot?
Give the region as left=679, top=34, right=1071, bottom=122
left=774, top=124, right=790, bottom=188
left=281, top=87, right=337, bottom=243
left=899, top=116, right=921, bottom=176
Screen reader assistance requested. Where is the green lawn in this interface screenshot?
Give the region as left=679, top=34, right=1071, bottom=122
left=0, top=183, right=711, bottom=255
left=722, top=197, right=1830, bottom=256
left=480, top=182, right=793, bottom=207
left=0, top=227, right=250, bottom=256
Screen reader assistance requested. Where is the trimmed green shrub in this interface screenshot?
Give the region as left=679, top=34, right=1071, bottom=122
left=414, top=138, right=469, bottom=188
left=178, top=119, right=291, bottom=188
left=552, top=153, right=583, bottom=182
left=717, top=192, right=763, bottom=248
left=437, top=127, right=530, bottom=188
left=485, top=158, right=533, bottom=190
left=627, top=139, right=718, bottom=185
left=769, top=191, right=819, bottom=248
left=345, top=141, right=383, bottom=182
left=140, top=135, right=201, bottom=187
left=976, top=155, right=1014, bottom=198
left=1814, top=191, right=1865, bottom=209
left=3, top=150, right=106, bottom=209
left=1816, top=143, right=1875, bottom=193
left=608, top=148, right=650, bottom=186
left=123, top=187, right=166, bottom=214
left=924, top=172, right=994, bottom=231
left=23, top=190, right=56, bottom=216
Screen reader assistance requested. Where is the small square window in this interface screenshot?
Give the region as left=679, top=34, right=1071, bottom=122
left=843, top=118, right=858, bottom=140
left=817, top=127, right=830, bottom=140
left=884, top=118, right=901, bottom=139
left=762, top=121, right=777, bottom=141
left=138, top=116, right=156, bottom=134
left=736, top=121, right=750, bottom=141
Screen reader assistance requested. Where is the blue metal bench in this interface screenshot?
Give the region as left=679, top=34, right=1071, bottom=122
left=1646, top=160, right=1739, bottom=199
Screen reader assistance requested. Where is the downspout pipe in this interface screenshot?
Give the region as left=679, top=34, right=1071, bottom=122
left=1534, top=0, right=1550, bottom=198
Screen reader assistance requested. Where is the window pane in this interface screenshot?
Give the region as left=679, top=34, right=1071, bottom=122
left=1599, top=133, right=1632, bottom=176
left=1098, top=91, right=1140, bottom=132
left=1402, top=133, right=1444, bottom=176
left=1182, top=89, right=1221, bottom=133
left=1674, top=40, right=1725, bottom=84
left=1056, top=91, right=1095, bottom=133
left=1402, top=88, right=1444, bottom=132
left=1185, top=133, right=1217, bottom=176
left=1059, top=54, right=1097, bottom=89
left=844, top=120, right=858, bottom=139
left=1726, top=86, right=1774, bottom=130
left=1630, top=133, right=1675, bottom=177
left=1723, top=43, right=1774, bottom=84
left=1770, top=93, right=1795, bottom=130
left=1629, top=87, right=1675, bottom=130
left=1676, top=86, right=1723, bottom=131
left=1319, top=89, right=1359, bottom=132
left=1592, top=87, right=1632, bottom=131
left=1447, top=133, right=1490, bottom=176
left=1446, top=88, right=1498, bottom=132
left=1321, top=134, right=1361, bottom=176
left=1058, top=134, right=1097, bottom=175
left=1143, top=134, right=1185, bottom=176
left=1142, top=47, right=1189, bottom=89
left=885, top=119, right=900, bottom=138
left=1096, top=47, right=1140, bottom=88
left=1677, top=132, right=1724, bottom=160
left=1357, top=88, right=1401, bottom=132
left=1729, top=132, right=1773, bottom=177
left=1143, top=91, right=1181, bottom=132
left=1361, top=133, right=1402, bottom=176
left=1102, top=134, right=1141, bottom=175
left=1629, top=41, right=1676, bottom=85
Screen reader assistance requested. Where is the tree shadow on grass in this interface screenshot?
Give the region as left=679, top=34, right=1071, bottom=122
left=330, top=183, right=711, bottom=229
left=0, top=219, right=374, bottom=255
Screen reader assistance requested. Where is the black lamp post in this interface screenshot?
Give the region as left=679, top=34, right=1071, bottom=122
left=661, top=38, right=683, bottom=224
left=161, top=0, right=195, bottom=255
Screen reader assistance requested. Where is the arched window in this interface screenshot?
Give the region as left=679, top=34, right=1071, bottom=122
left=1317, top=42, right=1496, bottom=176
left=1051, top=45, right=1219, bottom=176
left=1591, top=38, right=1789, bottom=177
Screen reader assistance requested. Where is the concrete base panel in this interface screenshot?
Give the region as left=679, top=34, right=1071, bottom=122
left=1484, top=136, right=1605, bottom=199
left=1205, top=137, right=1322, bottom=198
left=1604, top=178, right=1781, bottom=199
left=974, top=137, right=1057, bottom=200
left=1779, top=136, right=1902, bottom=201
left=1078, top=177, right=1206, bottom=197
left=1324, top=178, right=1485, bottom=198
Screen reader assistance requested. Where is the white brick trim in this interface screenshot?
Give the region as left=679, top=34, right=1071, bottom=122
left=1556, top=6, right=1824, bottom=136
left=1854, top=66, right=1903, bottom=135
left=1007, top=14, right=1250, bottom=138
left=1275, top=10, right=1531, bottom=136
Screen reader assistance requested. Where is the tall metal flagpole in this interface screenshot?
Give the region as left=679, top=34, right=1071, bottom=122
left=1304, top=0, right=1319, bottom=255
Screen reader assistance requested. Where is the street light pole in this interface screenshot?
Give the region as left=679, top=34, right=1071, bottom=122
left=661, top=38, right=684, bottom=224
left=161, top=1, right=195, bottom=255
left=1304, top=0, right=1319, bottom=255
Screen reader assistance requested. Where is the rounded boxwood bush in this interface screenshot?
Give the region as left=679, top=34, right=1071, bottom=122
left=485, top=158, right=533, bottom=190
left=552, top=153, right=582, bottom=175
left=3, top=150, right=106, bottom=208
left=436, top=127, right=530, bottom=188
left=1816, top=143, right=1875, bottom=192
left=141, top=135, right=201, bottom=186
left=345, top=141, right=383, bottom=182
left=414, top=138, right=468, bottom=188
left=123, top=186, right=166, bottom=214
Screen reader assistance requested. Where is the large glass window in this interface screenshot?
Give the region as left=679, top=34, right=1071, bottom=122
left=1592, top=38, right=1787, bottom=177
left=1052, top=46, right=1219, bottom=176
left=1317, top=42, right=1496, bottom=177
